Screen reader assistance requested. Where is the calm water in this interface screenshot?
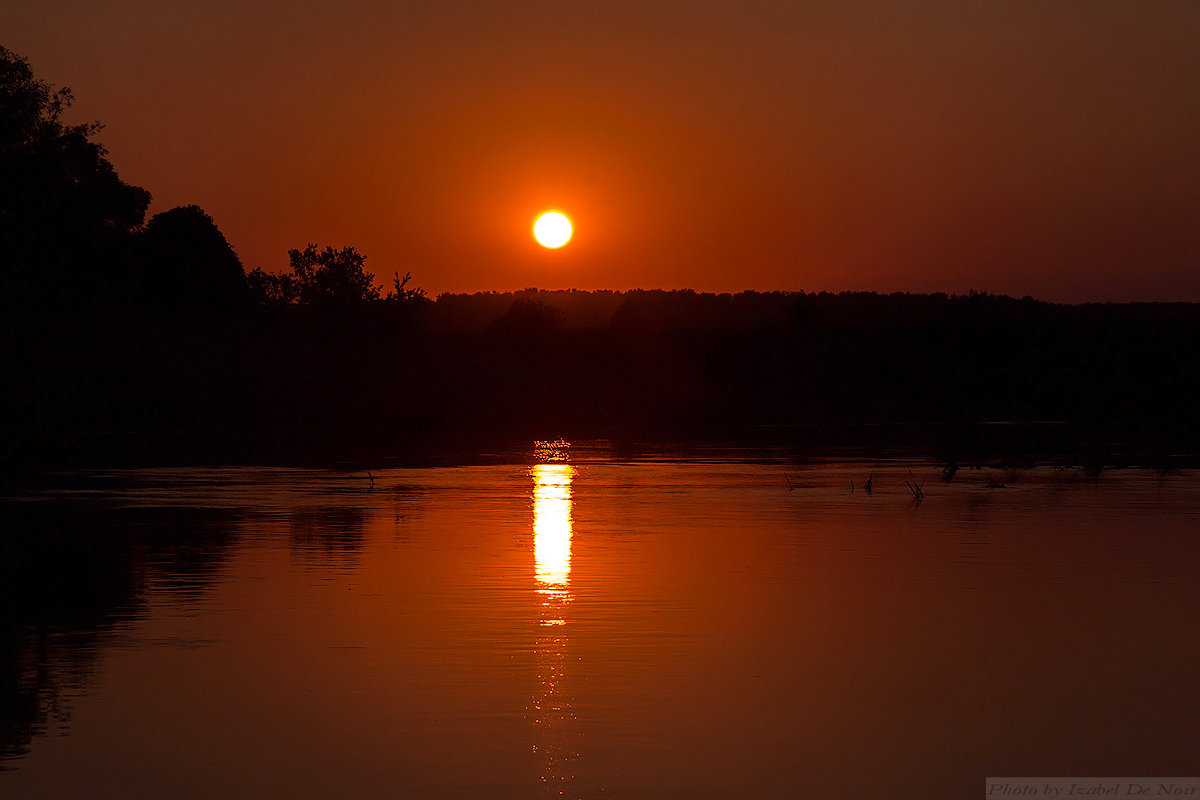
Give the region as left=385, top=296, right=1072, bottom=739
left=2, top=444, right=1199, bottom=798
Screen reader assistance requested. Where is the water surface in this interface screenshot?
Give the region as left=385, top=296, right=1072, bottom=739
left=2, top=447, right=1198, bottom=798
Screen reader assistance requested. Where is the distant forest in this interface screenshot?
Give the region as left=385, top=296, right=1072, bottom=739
left=3, top=45, right=1198, bottom=467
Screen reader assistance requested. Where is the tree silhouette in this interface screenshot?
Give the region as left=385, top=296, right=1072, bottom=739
left=134, top=205, right=250, bottom=311
left=387, top=271, right=428, bottom=305
left=287, top=244, right=379, bottom=306
left=0, top=46, right=150, bottom=305
left=246, top=247, right=428, bottom=308
left=246, top=265, right=297, bottom=306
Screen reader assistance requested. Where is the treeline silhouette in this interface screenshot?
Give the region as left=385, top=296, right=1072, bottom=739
left=3, top=44, right=1198, bottom=467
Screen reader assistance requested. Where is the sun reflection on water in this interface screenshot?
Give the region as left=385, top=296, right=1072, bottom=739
left=529, top=453, right=580, bottom=795
left=533, top=463, right=574, bottom=609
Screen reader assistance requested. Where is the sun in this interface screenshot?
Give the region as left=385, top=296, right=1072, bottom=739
left=533, top=211, right=572, bottom=249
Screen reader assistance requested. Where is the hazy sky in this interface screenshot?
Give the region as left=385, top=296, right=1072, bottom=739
left=5, top=0, right=1199, bottom=300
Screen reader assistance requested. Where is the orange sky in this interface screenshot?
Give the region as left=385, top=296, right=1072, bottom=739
left=5, top=0, right=1199, bottom=300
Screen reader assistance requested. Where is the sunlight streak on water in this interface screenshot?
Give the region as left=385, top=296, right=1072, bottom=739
left=530, top=460, right=579, bottom=795
left=533, top=464, right=574, bottom=604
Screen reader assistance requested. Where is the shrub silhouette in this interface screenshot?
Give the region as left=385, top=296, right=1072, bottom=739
left=134, top=205, right=249, bottom=311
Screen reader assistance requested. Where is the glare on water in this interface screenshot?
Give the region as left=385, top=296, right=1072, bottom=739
left=533, top=463, right=574, bottom=601
left=530, top=460, right=579, bottom=794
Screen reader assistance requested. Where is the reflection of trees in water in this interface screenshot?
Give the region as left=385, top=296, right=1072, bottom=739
left=0, top=503, right=240, bottom=766
left=137, top=508, right=240, bottom=597
left=288, top=507, right=367, bottom=565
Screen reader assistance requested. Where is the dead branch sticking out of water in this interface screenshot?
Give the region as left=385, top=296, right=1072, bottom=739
left=903, top=474, right=925, bottom=503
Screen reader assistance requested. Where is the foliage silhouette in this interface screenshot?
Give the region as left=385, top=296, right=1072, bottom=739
left=246, top=264, right=297, bottom=306
left=287, top=244, right=380, bottom=306
left=134, top=205, right=250, bottom=311
left=388, top=271, right=428, bottom=305
left=0, top=45, right=150, bottom=306
left=248, top=248, right=427, bottom=309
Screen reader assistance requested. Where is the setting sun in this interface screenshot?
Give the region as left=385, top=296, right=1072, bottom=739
left=533, top=211, right=572, bottom=248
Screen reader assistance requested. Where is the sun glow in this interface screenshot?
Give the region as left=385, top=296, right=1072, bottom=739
left=533, top=211, right=572, bottom=248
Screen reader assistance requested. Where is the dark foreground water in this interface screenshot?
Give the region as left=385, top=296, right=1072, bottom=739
left=2, top=444, right=1198, bottom=798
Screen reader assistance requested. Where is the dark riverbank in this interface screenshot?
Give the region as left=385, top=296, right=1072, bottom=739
left=5, top=290, right=1198, bottom=471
